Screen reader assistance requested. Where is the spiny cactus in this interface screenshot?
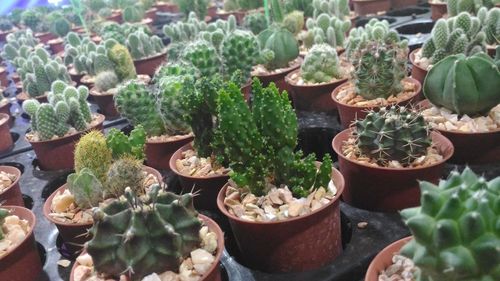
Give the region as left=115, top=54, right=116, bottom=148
left=21, top=10, right=42, bottom=32
left=94, top=71, right=119, bottom=92
left=1, top=30, right=39, bottom=68
left=301, top=43, right=342, bottom=83
left=106, top=126, right=146, bottom=160
left=67, top=168, right=104, bottom=209
left=400, top=168, right=500, bottom=281
left=243, top=11, right=268, bottom=35
left=447, top=0, right=495, bottom=17
left=221, top=29, right=262, bottom=81
left=126, top=30, right=165, bottom=60
left=100, top=22, right=151, bottom=45
left=175, top=0, right=209, bottom=19
left=105, top=156, right=145, bottom=197
left=424, top=51, right=500, bottom=116
left=478, top=7, right=500, bottom=45
left=64, top=33, right=114, bottom=77
left=312, top=0, right=350, bottom=19
left=122, top=4, right=146, bottom=23
left=107, top=42, right=137, bottom=82
left=302, top=13, right=351, bottom=49
left=163, top=12, right=208, bottom=61
left=156, top=76, right=191, bottom=135
left=86, top=185, right=202, bottom=281
left=284, top=0, right=314, bottom=18
left=283, top=11, right=305, bottom=36
left=223, top=0, right=263, bottom=11
left=181, top=39, right=222, bottom=77
left=0, top=18, right=13, bottom=31
left=74, top=130, right=113, bottom=183
left=421, top=13, right=486, bottom=64
left=153, top=61, right=199, bottom=84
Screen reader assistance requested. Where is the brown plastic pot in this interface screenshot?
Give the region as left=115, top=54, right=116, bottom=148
left=0, top=113, right=13, bottom=153
left=241, top=80, right=252, bottom=102
left=0, top=98, right=12, bottom=127
left=332, top=77, right=422, bottom=129
left=0, top=165, right=23, bottom=206
left=154, top=2, right=179, bottom=13
left=418, top=100, right=500, bottom=164
left=390, top=0, right=418, bottom=9
left=0, top=206, right=42, bottom=281
left=332, top=129, right=453, bottom=212
left=16, top=92, right=49, bottom=105
left=0, top=66, right=8, bottom=86
left=11, top=72, right=20, bottom=84
left=365, top=237, right=413, bottom=281
left=170, top=143, right=229, bottom=210
left=409, top=48, right=428, bottom=86
left=429, top=1, right=447, bottom=21
left=69, top=68, right=84, bottom=86
left=217, top=168, right=345, bottom=273
left=48, top=38, right=64, bottom=54
left=89, top=89, right=119, bottom=118
left=106, top=12, right=122, bottom=23
left=285, top=69, right=347, bottom=114
left=145, top=8, right=158, bottom=22
left=145, top=134, right=194, bottom=171
left=35, top=32, right=56, bottom=44
left=253, top=57, right=302, bottom=95
left=217, top=10, right=246, bottom=24
left=28, top=114, right=105, bottom=171
left=0, top=29, right=14, bottom=43
left=133, top=51, right=167, bottom=76
left=353, top=0, right=391, bottom=16
left=207, top=5, right=217, bottom=18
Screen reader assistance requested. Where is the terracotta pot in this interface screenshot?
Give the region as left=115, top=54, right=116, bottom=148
left=0, top=67, right=8, bottom=86
left=48, top=38, right=65, bottom=55
left=429, top=1, right=447, bottom=21
left=365, top=237, right=413, bottom=281
left=207, top=5, right=217, bottom=18
left=106, top=12, right=122, bottom=23
left=241, top=80, right=252, bottom=102
left=217, top=168, right=345, bottom=273
left=0, top=113, right=13, bottom=153
left=28, top=114, right=105, bottom=171
left=217, top=10, right=246, bottom=24
left=89, top=89, right=119, bottom=118
left=133, top=51, right=167, bottom=76
left=0, top=166, right=23, bottom=206
left=170, top=143, right=230, bottom=210
left=391, top=0, right=418, bottom=9
left=418, top=100, right=500, bottom=164
left=285, top=70, right=347, bottom=114
left=332, top=129, right=453, bottom=212
left=16, top=92, right=48, bottom=105
left=0, top=206, right=42, bottom=281
left=353, top=0, right=391, bottom=16
left=154, top=2, right=179, bottom=13
left=145, top=8, right=158, bottom=22
left=0, top=99, right=12, bottom=127
left=253, top=57, right=302, bottom=95
left=409, top=48, right=428, bottom=86
left=35, top=32, right=56, bottom=44
left=331, top=77, right=422, bottom=129
left=79, top=75, right=95, bottom=89
left=145, top=134, right=194, bottom=171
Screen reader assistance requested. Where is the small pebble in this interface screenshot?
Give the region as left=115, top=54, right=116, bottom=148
left=357, top=222, right=368, bottom=229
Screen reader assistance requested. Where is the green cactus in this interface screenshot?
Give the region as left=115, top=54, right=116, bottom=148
left=354, top=106, right=432, bottom=166
left=223, top=0, right=263, bottom=11
left=174, top=0, right=209, bottom=19
left=122, top=4, right=146, bottom=23
left=0, top=18, right=13, bottom=32
left=181, top=39, right=222, bottom=77
left=21, top=10, right=42, bottom=31
left=156, top=76, right=191, bottom=135
left=67, top=168, right=104, bottom=209
left=346, top=18, right=402, bottom=59
left=284, top=0, right=314, bottom=18
left=64, top=34, right=114, bottom=77
left=447, top=0, right=495, bottom=16
left=302, top=13, right=351, bottom=49
left=400, top=168, right=500, bottom=281
left=106, top=126, right=146, bottom=160
left=283, top=11, right=305, bottom=36
left=107, top=43, right=137, bottom=82
left=258, top=25, right=299, bottom=70
left=94, top=71, right=119, bottom=92
left=105, top=156, right=145, bottom=197
left=312, top=0, right=350, bottom=19
left=153, top=61, right=199, bottom=84
left=221, top=29, right=262, bottom=81
left=243, top=11, right=268, bottom=35
left=126, top=30, right=165, bottom=60
left=86, top=185, right=202, bottom=281
left=74, top=130, right=113, bottom=183
left=301, top=43, right=342, bottom=83
left=423, top=51, right=500, bottom=116
left=479, top=7, right=500, bottom=45
left=50, top=15, right=71, bottom=37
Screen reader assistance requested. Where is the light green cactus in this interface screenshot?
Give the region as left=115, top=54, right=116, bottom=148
left=312, top=0, right=350, bottom=19
left=447, top=0, right=496, bottom=17
left=94, top=71, right=119, bottom=92
left=301, top=43, right=342, bottom=83
left=243, top=11, right=268, bottom=35
left=221, top=29, right=263, bottom=81
left=107, top=42, right=137, bottom=82
left=302, top=13, right=351, bottom=49
left=284, top=0, right=314, bottom=18
left=64, top=33, right=114, bottom=76
left=67, top=168, right=104, bottom=209
left=283, top=11, right=305, bottom=36
left=223, top=0, right=263, bottom=11
left=1, top=30, right=39, bottom=68
left=174, top=0, right=209, bottom=19
left=0, top=208, right=9, bottom=240
left=126, top=30, right=165, bottom=60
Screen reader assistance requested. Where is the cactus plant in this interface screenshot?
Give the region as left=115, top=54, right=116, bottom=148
left=302, top=13, right=351, bottom=49
left=312, top=0, right=350, bottom=19
left=354, top=106, right=432, bottom=166
left=346, top=18, right=402, bottom=59
left=86, top=185, right=202, bottom=281
left=423, top=51, right=500, bottom=116
left=400, top=168, right=500, bottom=281
left=67, top=168, right=104, bottom=209
left=1, top=30, right=39, bottom=68
left=64, top=33, right=114, bottom=76
left=447, top=0, right=495, bottom=16
left=243, top=11, right=268, bottom=35
left=156, top=76, right=191, bottom=134
left=126, top=30, right=165, bottom=60
left=74, top=130, right=113, bottom=183
left=94, top=71, right=119, bottom=92
left=283, top=11, right=305, bottom=36
left=163, top=12, right=209, bottom=60
left=122, top=4, right=146, bottom=23
left=301, top=43, right=342, bottom=83
left=174, top=0, right=209, bottom=19
left=284, top=0, right=314, bottom=18
left=221, top=29, right=263, bottom=81
left=21, top=10, right=42, bottom=32
left=105, top=156, right=145, bottom=197
left=258, top=25, right=300, bottom=70
left=478, top=7, right=500, bottom=45
left=106, top=126, right=146, bottom=160
left=153, top=61, right=199, bottom=84
left=181, top=39, right=222, bottom=77
left=107, top=42, right=137, bottom=82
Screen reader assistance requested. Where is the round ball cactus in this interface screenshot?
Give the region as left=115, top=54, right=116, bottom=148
left=258, top=25, right=300, bottom=70
left=301, top=43, right=342, bottom=83
left=104, top=156, right=145, bottom=197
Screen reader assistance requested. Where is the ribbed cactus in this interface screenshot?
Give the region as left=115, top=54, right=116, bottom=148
left=64, top=33, right=114, bottom=76
left=181, top=39, right=222, bottom=77
left=153, top=61, right=199, bottom=84
left=107, top=42, right=137, bottom=82
left=86, top=185, right=202, bottom=281
left=400, top=168, right=500, bottom=281
left=243, top=11, right=268, bottom=35
left=105, top=156, right=145, bottom=197
left=122, top=4, right=146, bottom=23
left=423, top=51, right=500, bottom=116
left=258, top=25, right=300, bottom=70
left=1, top=30, right=39, bottom=68
left=312, top=0, right=350, bottom=19
left=354, top=106, right=432, bottom=166
left=221, top=29, right=262, bottom=81
left=0, top=18, right=13, bottom=31
left=478, top=7, right=500, bottom=45
left=421, top=13, right=486, bottom=64
left=74, top=130, right=113, bottom=184
left=126, top=30, right=165, bottom=60
left=301, top=43, right=342, bottom=83
left=447, top=0, right=495, bottom=16
left=94, top=71, right=119, bottom=92
left=302, top=13, right=351, bottom=49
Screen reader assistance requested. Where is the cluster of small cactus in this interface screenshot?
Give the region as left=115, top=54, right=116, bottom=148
left=46, top=11, right=70, bottom=37
left=243, top=11, right=268, bottom=35
left=175, top=0, right=209, bottom=19
left=181, top=39, right=223, bottom=77
left=312, top=0, right=350, bottom=19
left=354, top=106, right=432, bottom=166
left=400, top=168, right=500, bottom=281
left=153, top=61, right=200, bottom=83
left=421, top=12, right=486, bottom=64
left=216, top=78, right=332, bottom=197
left=20, top=10, right=42, bottom=32
left=1, top=30, right=39, bottom=68
left=301, top=13, right=351, bottom=49
left=447, top=0, right=496, bottom=16
left=223, top=0, right=263, bottom=11
left=126, top=30, right=165, bottom=60
left=478, top=7, right=500, bottom=45
left=221, top=29, right=262, bottom=81
left=64, top=33, right=114, bottom=77
left=424, top=50, right=500, bottom=116
left=163, top=12, right=210, bottom=60
left=284, top=0, right=314, bottom=18
left=22, top=80, right=92, bottom=140
left=106, top=126, right=146, bottom=160
left=122, top=4, right=146, bottom=23
left=282, top=11, right=305, bottom=36
left=301, top=43, right=343, bottom=83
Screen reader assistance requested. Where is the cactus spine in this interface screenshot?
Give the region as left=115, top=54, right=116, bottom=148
left=302, top=13, right=351, bottom=49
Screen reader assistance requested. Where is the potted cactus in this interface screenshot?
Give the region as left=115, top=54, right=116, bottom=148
left=243, top=11, right=268, bottom=35
left=365, top=168, right=500, bottom=281
left=122, top=3, right=153, bottom=26
left=352, top=0, right=391, bottom=16
left=0, top=166, right=22, bottom=207
left=0, top=18, right=15, bottom=43
left=126, top=30, right=166, bottom=76
left=0, top=112, right=13, bottom=154
left=22, top=80, right=105, bottom=170
left=69, top=186, right=224, bottom=281
left=175, top=0, right=210, bottom=21
left=332, top=19, right=421, bottom=128
left=0, top=206, right=43, bottom=281
left=332, top=106, right=454, bottom=211
left=216, top=79, right=345, bottom=272
left=410, top=12, right=487, bottom=85
left=20, top=9, right=55, bottom=44
left=420, top=50, right=500, bottom=164
left=46, top=11, right=72, bottom=54
left=217, top=0, right=263, bottom=24
left=1, top=30, right=40, bottom=87
left=447, top=0, right=496, bottom=16
left=479, top=7, right=499, bottom=56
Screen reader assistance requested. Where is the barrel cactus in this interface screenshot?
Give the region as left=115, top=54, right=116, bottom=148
left=301, top=43, right=342, bottom=83
left=74, top=130, right=113, bottom=183
left=312, top=0, right=350, bottom=19
left=258, top=25, right=299, bottom=70
left=400, top=168, right=500, bottom=281
left=94, top=71, right=119, bottom=92
left=302, top=13, right=351, bottom=49
left=354, top=106, right=432, bottom=166
left=126, top=30, right=165, bottom=60
left=105, top=156, right=145, bottom=197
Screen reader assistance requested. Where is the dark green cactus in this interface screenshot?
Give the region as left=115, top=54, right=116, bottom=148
left=122, top=4, right=145, bottom=23
left=354, top=106, right=432, bottom=166
left=400, top=168, right=500, bottom=281
left=181, top=39, right=222, bottom=77
left=243, top=11, right=268, bottom=35
left=301, top=43, right=342, bottom=83
left=284, top=0, right=314, bottom=18
left=86, top=185, right=202, bottom=281
left=106, top=126, right=146, bottom=160
left=21, top=10, right=42, bottom=31
left=221, top=29, right=261, bottom=81
left=156, top=76, right=191, bottom=135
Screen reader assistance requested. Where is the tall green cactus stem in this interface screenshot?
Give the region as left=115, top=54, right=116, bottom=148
left=182, top=39, right=222, bottom=77
left=67, top=168, right=104, bottom=209
left=174, top=0, right=209, bottom=19
left=400, top=168, right=500, bottom=281
left=105, top=156, right=145, bottom=197
left=423, top=52, right=500, bottom=116
left=447, top=0, right=495, bottom=16
left=74, top=130, right=113, bottom=183
left=312, top=0, right=350, bottom=19
left=354, top=106, right=432, bottom=166
left=301, top=43, right=342, bottom=83
left=243, top=12, right=268, bottom=35
left=156, top=76, right=191, bottom=136
left=106, top=126, right=146, bottom=160
left=221, top=29, right=261, bottom=81
left=302, top=13, right=351, bottom=49
left=107, top=43, right=137, bottom=82
left=126, top=30, right=165, bottom=60
left=86, top=185, right=202, bottom=281
left=258, top=25, right=299, bottom=70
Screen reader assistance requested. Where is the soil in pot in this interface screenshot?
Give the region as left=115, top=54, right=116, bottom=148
left=353, top=0, right=391, bottom=16
left=0, top=113, right=13, bottom=153
left=133, top=51, right=167, bottom=76
left=252, top=57, right=302, bottom=94
left=365, top=237, right=414, bottom=281
left=0, top=166, right=23, bottom=206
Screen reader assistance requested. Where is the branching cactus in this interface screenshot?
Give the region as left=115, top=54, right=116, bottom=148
left=181, top=39, right=222, bottom=77
left=175, top=0, right=209, bottom=19
left=106, top=126, right=146, bottom=160
left=221, top=29, right=262, bottom=81
left=312, top=0, right=350, bottom=19
left=126, top=30, right=165, bottom=60
left=86, top=185, right=202, bottom=281
left=478, top=7, right=500, bottom=45
left=302, top=13, right=351, bottom=49
left=1, top=30, right=39, bottom=68
left=64, top=33, right=114, bottom=76
left=105, top=156, right=145, bottom=197
left=346, top=18, right=402, bottom=59
left=447, top=0, right=495, bottom=17
left=400, top=168, right=500, bottom=281
left=421, top=13, right=486, bottom=64
left=122, top=4, right=145, bottom=23
left=301, top=43, right=342, bottom=83
left=423, top=51, right=500, bottom=116
left=243, top=11, right=268, bottom=35
left=354, top=106, right=432, bottom=166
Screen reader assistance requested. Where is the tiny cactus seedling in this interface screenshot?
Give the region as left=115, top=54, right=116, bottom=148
left=301, top=43, right=342, bottom=83
left=126, top=30, right=165, bottom=60
left=74, top=130, right=113, bottom=183
left=302, top=13, right=351, bottom=49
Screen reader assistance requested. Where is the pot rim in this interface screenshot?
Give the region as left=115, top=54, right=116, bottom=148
left=253, top=57, right=303, bottom=78
left=133, top=50, right=167, bottom=64
left=409, top=48, right=427, bottom=72
left=48, top=38, right=63, bottom=44
left=365, top=236, right=413, bottom=281
left=216, top=166, right=345, bottom=225
left=428, top=0, right=447, bottom=6
left=285, top=69, right=349, bottom=88
left=332, top=128, right=454, bottom=171
left=0, top=112, right=9, bottom=127
left=0, top=165, right=21, bottom=197
left=169, top=143, right=230, bottom=180
left=17, top=91, right=48, bottom=102
left=0, top=205, right=36, bottom=261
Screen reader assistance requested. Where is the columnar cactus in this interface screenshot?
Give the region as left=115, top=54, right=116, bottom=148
left=126, top=30, right=165, bottom=60
left=312, top=0, right=350, bottom=19
left=354, top=106, right=432, bottom=166
left=400, top=168, right=500, bottom=281
left=301, top=43, right=342, bottom=83
left=74, top=130, right=113, bottom=183
left=107, top=42, right=137, bottom=82
left=64, top=33, right=114, bottom=77
left=243, top=11, right=268, bottom=35
left=1, top=30, right=39, bottom=68
left=447, top=0, right=495, bottom=17
left=423, top=51, right=500, bottom=116
left=302, top=13, right=351, bottom=49
left=181, top=39, right=222, bottom=77
left=478, top=7, right=500, bottom=45
left=221, top=29, right=262, bottom=81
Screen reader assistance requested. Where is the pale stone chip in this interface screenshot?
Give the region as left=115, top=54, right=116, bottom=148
left=57, top=259, right=71, bottom=267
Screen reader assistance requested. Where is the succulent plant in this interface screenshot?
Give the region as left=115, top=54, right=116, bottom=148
left=107, top=42, right=137, bottom=82
left=126, top=30, right=165, bottom=60
left=478, top=7, right=500, bottom=45
left=86, top=185, right=202, bottom=281
left=447, top=0, right=496, bottom=17
left=421, top=13, right=486, bottom=64
left=94, top=71, right=119, bottom=92
left=258, top=24, right=299, bottom=70
left=106, top=126, right=146, bottom=160
left=283, top=11, right=305, bottom=36
left=0, top=18, right=13, bottom=32
left=221, top=29, right=263, bottom=81
left=243, top=11, right=268, bottom=35
left=21, top=10, right=42, bottom=32
left=122, top=4, right=146, bottom=23
left=400, top=168, right=500, bottom=281
left=354, top=106, right=432, bottom=166
left=346, top=18, right=402, bottom=59
left=223, top=0, right=263, bottom=11
left=423, top=51, right=500, bottom=116
left=302, top=13, right=351, bottom=49
left=181, top=39, right=222, bottom=77
left=153, top=61, right=199, bottom=84
left=100, top=22, right=151, bottom=45
left=67, top=168, right=104, bottom=209
left=64, top=33, right=114, bottom=77
left=1, top=30, right=39, bottom=68
left=301, top=43, right=342, bottom=83
left=105, top=156, right=145, bottom=197
left=284, top=0, right=314, bottom=18
left=74, top=130, right=113, bottom=183
left=163, top=12, right=208, bottom=60
left=312, top=0, right=350, bottom=19
left=174, top=0, right=209, bottom=19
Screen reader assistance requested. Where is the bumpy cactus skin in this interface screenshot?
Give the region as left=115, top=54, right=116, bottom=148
left=243, top=11, right=268, bottom=35
left=175, top=0, right=209, bottom=18
left=156, top=76, right=191, bottom=135
left=21, top=10, right=41, bottom=31
left=423, top=51, right=500, bottom=116
left=447, top=0, right=495, bottom=16
left=355, top=107, right=431, bottom=166
left=258, top=25, right=299, bottom=70
left=312, top=0, right=350, bottom=19
left=94, top=71, right=119, bottom=92
left=302, top=13, right=351, bottom=49
left=283, top=11, right=304, bottom=36
left=181, top=39, right=222, bottom=77
left=301, top=43, right=342, bottom=83
left=106, top=126, right=146, bottom=160
left=105, top=156, right=145, bottom=197
left=122, top=4, right=145, bottom=23
left=479, top=7, right=500, bottom=45
left=74, top=130, right=113, bottom=183
left=64, top=33, right=114, bottom=77
left=86, top=185, right=202, bottom=281
left=107, top=43, right=137, bottom=82
left=221, top=29, right=261, bottom=81
left=1, top=30, right=39, bottom=68
left=400, top=168, right=500, bottom=281
left=126, top=30, right=165, bottom=60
